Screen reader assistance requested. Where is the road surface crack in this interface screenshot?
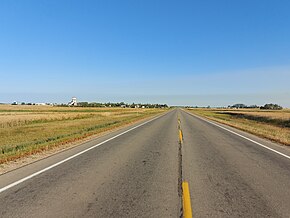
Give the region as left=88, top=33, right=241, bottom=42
left=178, top=116, right=184, bottom=218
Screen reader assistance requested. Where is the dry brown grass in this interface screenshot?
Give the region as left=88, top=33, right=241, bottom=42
left=186, top=108, right=290, bottom=146
left=0, top=105, right=166, bottom=164
left=216, top=109, right=290, bottom=120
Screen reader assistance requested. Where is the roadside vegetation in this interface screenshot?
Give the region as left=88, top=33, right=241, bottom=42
left=186, top=108, right=290, bottom=146
left=0, top=105, right=166, bottom=164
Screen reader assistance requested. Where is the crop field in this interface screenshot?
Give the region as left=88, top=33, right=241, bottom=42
left=0, top=105, right=166, bottom=164
left=186, top=108, right=290, bottom=146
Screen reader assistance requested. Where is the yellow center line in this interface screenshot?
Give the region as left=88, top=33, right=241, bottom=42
left=179, top=129, right=183, bottom=143
left=182, top=181, right=193, bottom=218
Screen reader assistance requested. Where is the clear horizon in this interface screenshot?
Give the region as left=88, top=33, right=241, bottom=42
left=1, top=1, right=289, bottom=107
left=1, top=93, right=289, bottom=108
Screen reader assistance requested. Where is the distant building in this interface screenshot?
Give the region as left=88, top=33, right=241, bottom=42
left=68, top=97, right=77, bottom=106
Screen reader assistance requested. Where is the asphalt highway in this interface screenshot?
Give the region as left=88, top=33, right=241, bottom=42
left=0, top=109, right=290, bottom=217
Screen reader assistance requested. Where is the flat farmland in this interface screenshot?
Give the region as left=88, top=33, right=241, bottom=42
left=186, top=108, right=290, bottom=146
left=0, top=105, right=166, bottom=164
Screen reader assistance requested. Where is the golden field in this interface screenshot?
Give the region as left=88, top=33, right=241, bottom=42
left=186, top=108, right=290, bottom=146
left=0, top=105, right=166, bottom=164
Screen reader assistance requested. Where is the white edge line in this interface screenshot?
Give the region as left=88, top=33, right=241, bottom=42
left=0, top=112, right=167, bottom=194
left=182, top=109, right=290, bottom=160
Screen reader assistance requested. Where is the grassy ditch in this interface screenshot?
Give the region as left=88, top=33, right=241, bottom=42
left=186, top=108, right=290, bottom=146
left=0, top=105, right=166, bottom=164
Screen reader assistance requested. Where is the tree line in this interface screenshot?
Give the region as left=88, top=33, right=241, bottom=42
left=228, top=103, right=283, bottom=110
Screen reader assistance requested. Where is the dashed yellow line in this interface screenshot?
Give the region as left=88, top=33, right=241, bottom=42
left=178, top=116, right=181, bottom=128
left=182, top=181, right=193, bottom=218
left=179, top=129, right=183, bottom=143
left=178, top=116, right=192, bottom=217
left=177, top=116, right=192, bottom=217
left=178, top=116, right=182, bottom=142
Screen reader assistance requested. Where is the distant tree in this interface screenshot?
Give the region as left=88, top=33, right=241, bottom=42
left=260, top=103, right=283, bottom=110
left=130, top=103, right=136, bottom=108
left=78, top=102, right=89, bottom=107
left=232, top=104, right=247, bottom=109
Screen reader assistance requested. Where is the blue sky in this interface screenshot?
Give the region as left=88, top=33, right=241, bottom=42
left=0, top=0, right=290, bottom=106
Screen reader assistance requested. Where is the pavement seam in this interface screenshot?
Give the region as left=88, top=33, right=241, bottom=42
left=178, top=115, right=184, bottom=218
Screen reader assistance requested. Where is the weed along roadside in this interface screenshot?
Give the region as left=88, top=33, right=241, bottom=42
left=0, top=105, right=167, bottom=165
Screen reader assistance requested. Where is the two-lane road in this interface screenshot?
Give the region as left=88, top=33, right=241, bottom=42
left=1, top=109, right=290, bottom=217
